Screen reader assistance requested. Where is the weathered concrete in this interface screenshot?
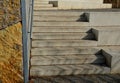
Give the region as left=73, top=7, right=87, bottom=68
left=33, top=22, right=90, bottom=26
left=92, top=28, right=120, bottom=45
left=31, top=47, right=101, bottom=55
left=89, top=12, right=120, bottom=26
left=58, top=0, right=111, bottom=9
left=32, top=33, right=94, bottom=40
left=32, top=40, right=97, bottom=47
left=32, top=26, right=92, bottom=33
left=31, top=55, right=105, bottom=65
left=30, top=64, right=110, bottom=76
left=102, top=50, right=120, bottom=73
left=33, top=16, right=87, bottom=22
left=33, top=11, right=85, bottom=16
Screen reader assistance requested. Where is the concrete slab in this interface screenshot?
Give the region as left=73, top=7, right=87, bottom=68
left=89, top=12, right=120, bottom=26
left=58, top=0, right=111, bottom=9
left=92, top=28, right=120, bottom=45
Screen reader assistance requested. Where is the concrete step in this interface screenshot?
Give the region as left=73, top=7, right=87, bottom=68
left=31, top=55, right=105, bottom=65
left=32, top=40, right=97, bottom=47
left=62, top=4, right=112, bottom=9
left=31, top=47, right=101, bottom=55
left=30, top=64, right=110, bottom=76
left=34, top=1, right=49, bottom=4
left=34, top=7, right=58, bottom=10
left=32, top=33, right=95, bottom=40
left=33, top=16, right=87, bottom=22
left=33, top=11, right=85, bottom=16
left=58, top=1, right=112, bottom=9
left=32, top=26, right=92, bottom=33
left=35, top=0, right=49, bottom=1
left=33, top=22, right=90, bottom=27
left=34, top=0, right=49, bottom=5
left=34, top=4, right=53, bottom=8
left=58, top=0, right=104, bottom=4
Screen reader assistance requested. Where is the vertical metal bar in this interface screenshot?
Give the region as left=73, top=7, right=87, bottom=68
left=20, top=0, right=29, bottom=83
left=29, top=0, right=34, bottom=38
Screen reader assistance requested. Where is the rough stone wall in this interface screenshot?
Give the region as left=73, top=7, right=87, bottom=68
left=0, top=23, right=22, bottom=83
left=0, top=0, right=21, bottom=29
left=0, top=0, right=22, bottom=82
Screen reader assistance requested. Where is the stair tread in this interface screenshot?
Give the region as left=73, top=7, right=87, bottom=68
left=32, top=26, right=91, bottom=33
left=34, top=4, right=53, bottom=7
left=34, top=7, right=58, bottom=10
left=30, top=64, right=110, bottom=76
left=31, top=54, right=105, bottom=65
left=32, top=33, right=94, bottom=40
left=32, top=40, right=97, bottom=47
left=33, top=11, right=85, bottom=16
left=33, top=22, right=90, bottom=27
left=31, top=47, right=101, bottom=55
left=33, top=16, right=87, bottom=22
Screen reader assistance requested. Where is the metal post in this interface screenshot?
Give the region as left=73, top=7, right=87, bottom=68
left=20, top=0, right=29, bottom=83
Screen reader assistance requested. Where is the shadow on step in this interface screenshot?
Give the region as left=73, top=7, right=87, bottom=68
left=30, top=74, right=120, bottom=83
left=76, top=13, right=88, bottom=22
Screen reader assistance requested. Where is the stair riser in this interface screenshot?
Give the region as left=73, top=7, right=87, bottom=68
left=31, top=59, right=105, bottom=65
left=33, top=16, right=87, bottom=22
left=32, top=27, right=91, bottom=33
left=33, top=11, right=85, bottom=17
left=34, top=8, right=57, bottom=10
left=34, top=5, right=53, bottom=8
left=32, top=40, right=97, bottom=47
left=32, top=46, right=101, bottom=55
left=34, top=2, right=49, bottom=4
left=30, top=65, right=110, bottom=76
left=32, top=33, right=95, bottom=40
left=33, top=22, right=90, bottom=27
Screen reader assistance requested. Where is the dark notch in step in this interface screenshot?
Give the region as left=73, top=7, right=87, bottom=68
left=76, top=13, right=88, bottom=22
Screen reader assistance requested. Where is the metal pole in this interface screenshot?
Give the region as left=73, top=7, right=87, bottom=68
left=20, top=0, right=29, bottom=83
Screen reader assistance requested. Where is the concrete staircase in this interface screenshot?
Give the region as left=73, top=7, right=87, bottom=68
left=29, top=0, right=120, bottom=78
left=34, top=0, right=112, bottom=10
left=58, top=0, right=112, bottom=9
left=30, top=10, right=110, bottom=77
left=34, top=0, right=57, bottom=10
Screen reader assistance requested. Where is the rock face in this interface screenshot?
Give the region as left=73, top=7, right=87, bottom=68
left=0, top=0, right=21, bottom=29
left=0, top=0, right=22, bottom=83
left=0, top=22, right=22, bottom=83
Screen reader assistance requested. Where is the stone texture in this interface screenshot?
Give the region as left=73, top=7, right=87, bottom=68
left=0, top=0, right=20, bottom=29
